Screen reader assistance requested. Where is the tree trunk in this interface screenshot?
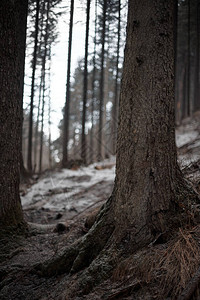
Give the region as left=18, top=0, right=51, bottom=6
left=37, top=0, right=198, bottom=295
left=62, top=0, right=74, bottom=168
left=48, top=58, right=52, bottom=169
left=39, top=0, right=50, bottom=173
left=111, top=0, right=121, bottom=154
left=0, top=0, right=28, bottom=228
left=34, top=70, right=43, bottom=171
left=187, top=0, right=191, bottom=116
left=98, top=0, right=107, bottom=161
left=194, top=0, right=200, bottom=112
left=27, top=0, right=40, bottom=172
left=90, top=0, right=98, bottom=164
left=81, top=0, right=91, bottom=164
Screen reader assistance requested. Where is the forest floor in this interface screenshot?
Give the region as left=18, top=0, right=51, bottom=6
left=2, top=114, right=200, bottom=299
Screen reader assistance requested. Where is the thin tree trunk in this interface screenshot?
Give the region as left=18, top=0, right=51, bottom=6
left=81, top=0, right=91, bottom=164
left=194, top=0, right=200, bottom=112
left=34, top=70, right=43, bottom=171
left=48, top=47, right=52, bottom=169
left=90, top=0, right=98, bottom=164
left=33, top=2, right=45, bottom=171
left=62, top=0, right=74, bottom=167
left=39, top=0, right=50, bottom=173
left=112, top=0, right=121, bottom=154
left=187, top=0, right=191, bottom=116
left=27, top=0, right=40, bottom=172
left=98, top=0, right=107, bottom=161
left=39, top=72, right=46, bottom=173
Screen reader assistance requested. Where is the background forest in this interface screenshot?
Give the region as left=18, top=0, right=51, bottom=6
left=23, top=0, right=200, bottom=173
left=2, top=0, right=200, bottom=299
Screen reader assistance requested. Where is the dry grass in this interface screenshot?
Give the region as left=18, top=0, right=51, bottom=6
left=112, top=226, right=200, bottom=299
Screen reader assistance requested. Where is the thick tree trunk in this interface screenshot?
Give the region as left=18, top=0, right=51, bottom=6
left=110, top=0, right=182, bottom=248
left=36, top=0, right=198, bottom=296
left=0, top=0, right=28, bottom=228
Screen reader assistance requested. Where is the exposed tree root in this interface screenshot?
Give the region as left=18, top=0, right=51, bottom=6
left=34, top=197, right=115, bottom=277
left=32, top=180, right=200, bottom=298
left=104, top=281, right=143, bottom=300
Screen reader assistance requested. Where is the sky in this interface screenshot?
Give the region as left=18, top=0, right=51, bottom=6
left=24, top=0, right=97, bottom=141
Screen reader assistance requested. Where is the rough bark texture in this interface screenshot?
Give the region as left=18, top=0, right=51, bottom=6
left=110, top=0, right=182, bottom=249
left=0, top=0, right=28, bottom=229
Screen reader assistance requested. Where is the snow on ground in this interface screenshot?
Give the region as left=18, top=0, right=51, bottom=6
left=175, top=115, right=200, bottom=167
left=175, top=130, right=199, bottom=148
left=21, top=116, right=200, bottom=221
left=21, top=157, right=116, bottom=214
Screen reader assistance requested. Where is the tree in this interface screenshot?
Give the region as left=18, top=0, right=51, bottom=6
left=81, top=0, right=91, bottom=164
left=111, top=0, right=121, bottom=154
left=27, top=0, right=40, bottom=172
left=37, top=3, right=199, bottom=295
left=98, top=0, right=107, bottom=161
left=62, top=0, right=74, bottom=167
left=0, top=0, right=28, bottom=228
left=39, top=0, right=50, bottom=173
left=89, top=0, right=98, bottom=163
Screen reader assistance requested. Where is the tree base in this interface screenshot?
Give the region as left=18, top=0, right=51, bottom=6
left=33, top=178, right=200, bottom=297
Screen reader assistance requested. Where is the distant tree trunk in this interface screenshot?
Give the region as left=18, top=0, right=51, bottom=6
left=112, top=0, right=121, bottom=154
left=90, top=0, right=98, bottom=164
left=39, top=0, right=50, bottom=173
left=39, top=75, right=45, bottom=173
left=182, top=64, right=187, bottom=119
left=98, top=0, right=107, bottom=161
left=81, top=0, right=91, bottom=164
left=62, top=0, right=74, bottom=168
left=34, top=3, right=45, bottom=171
left=27, top=0, right=40, bottom=172
left=187, top=0, right=191, bottom=116
left=0, top=0, right=28, bottom=228
left=34, top=71, right=43, bottom=171
left=48, top=47, right=52, bottom=169
left=194, top=0, right=200, bottom=112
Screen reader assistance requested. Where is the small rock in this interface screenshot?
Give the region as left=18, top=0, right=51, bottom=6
left=55, top=213, right=63, bottom=220
left=54, top=223, right=67, bottom=233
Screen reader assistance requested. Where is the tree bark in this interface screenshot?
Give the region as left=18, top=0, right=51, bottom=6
left=0, top=0, right=28, bottom=228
